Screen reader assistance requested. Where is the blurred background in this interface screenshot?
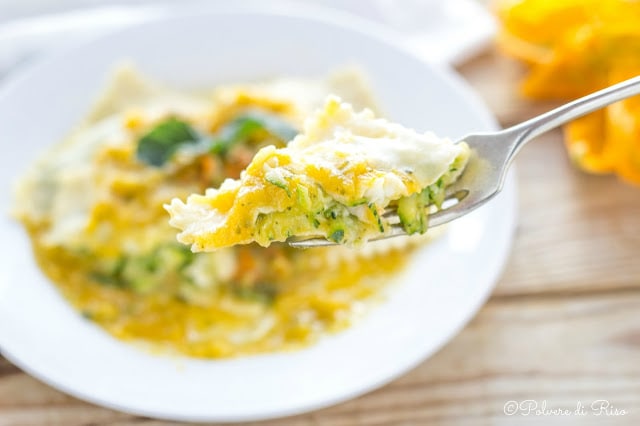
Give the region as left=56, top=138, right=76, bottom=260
left=0, top=0, right=496, bottom=76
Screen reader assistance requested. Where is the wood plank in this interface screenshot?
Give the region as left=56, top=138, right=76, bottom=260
left=461, top=50, right=640, bottom=296
left=239, top=291, right=640, bottom=425
left=495, top=131, right=640, bottom=296
left=3, top=291, right=640, bottom=425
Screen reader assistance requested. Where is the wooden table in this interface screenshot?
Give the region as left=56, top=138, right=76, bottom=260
left=2, top=49, right=640, bottom=426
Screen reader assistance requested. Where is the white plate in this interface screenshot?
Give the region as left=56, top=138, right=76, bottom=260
left=0, top=5, right=516, bottom=423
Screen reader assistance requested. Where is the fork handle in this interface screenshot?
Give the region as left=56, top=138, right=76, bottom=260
left=506, top=75, right=640, bottom=157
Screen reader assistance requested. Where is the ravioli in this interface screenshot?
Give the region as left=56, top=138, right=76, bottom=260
left=167, top=96, right=470, bottom=250
left=14, top=66, right=432, bottom=359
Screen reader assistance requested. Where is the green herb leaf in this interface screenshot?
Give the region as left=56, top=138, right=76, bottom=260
left=247, top=111, right=299, bottom=142
left=210, top=117, right=263, bottom=155
left=210, top=111, right=298, bottom=156
left=136, top=117, right=200, bottom=166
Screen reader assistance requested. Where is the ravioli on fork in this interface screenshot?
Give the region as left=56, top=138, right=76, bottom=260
left=166, top=96, right=470, bottom=250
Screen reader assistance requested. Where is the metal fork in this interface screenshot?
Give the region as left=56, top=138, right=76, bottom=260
left=289, top=75, right=640, bottom=248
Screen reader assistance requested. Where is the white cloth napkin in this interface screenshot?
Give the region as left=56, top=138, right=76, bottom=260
left=0, top=0, right=495, bottom=80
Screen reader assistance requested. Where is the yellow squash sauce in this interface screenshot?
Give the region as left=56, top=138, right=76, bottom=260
left=29, top=227, right=412, bottom=358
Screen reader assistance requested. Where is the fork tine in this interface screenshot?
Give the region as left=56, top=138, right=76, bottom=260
left=380, top=189, right=469, bottom=217
left=287, top=224, right=410, bottom=248
left=425, top=189, right=470, bottom=228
